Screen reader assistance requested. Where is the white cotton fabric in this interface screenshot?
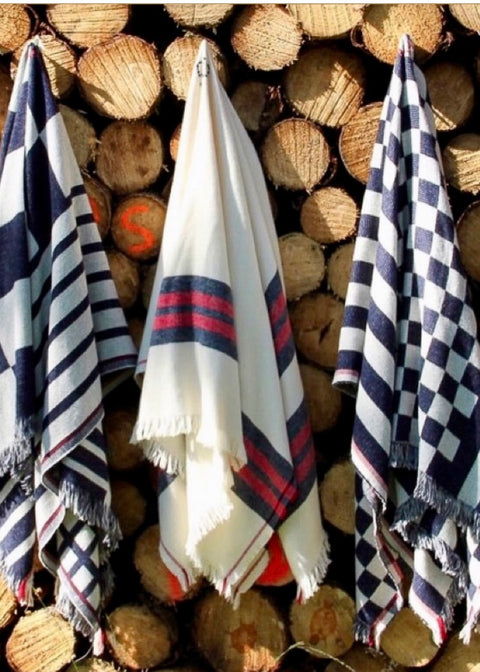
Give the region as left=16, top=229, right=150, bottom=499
left=133, top=40, right=329, bottom=601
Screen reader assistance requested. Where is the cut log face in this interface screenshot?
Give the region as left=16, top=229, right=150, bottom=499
left=46, top=4, right=131, bottom=48
left=106, top=248, right=141, bottom=311
left=0, top=574, right=17, bottom=630
left=231, top=5, right=303, bottom=71
left=319, top=460, right=355, bottom=534
left=82, top=174, right=112, bottom=240
left=449, top=4, right=480, bottom=33
left=193, top=589, right=288, bottom=672
left=169, top=122, right=182, bottom=162
left=300, top=363, right=342, bottom=434
left=359, top=4, right=444, bottom=64
left=289, top=585, right=356, bottom=659
left=128, top=315, right=145, bottom=351
left=6, top=608, right=75, bottom=672
left=231, top=81, right=283, bottom=133
left=163, top=4, right=234, bottom=28
left=111, top=193, right=167, bottom=262
left=456, top=201, right=480, bottom=282
left=379, top=607, right=440, bottom=667
left=106, top=604, right=177, bottom=670
left=425, top=60, right=474, bottom=132
left=429, top=629, right=480, bottom=672
left=59, top=105, right=97, bottom=169
left=134, top=525, right=203, bottom=603
left=290, top=292, right=344, bottom=369
left=325, top=643, right=406, bottom=672
left=326, top=241, right=355, bottom=300
left=104, top=405, right=145, bottom=471
left=141, top=262, right=157, bottom=311
left=442, top=133, right=480, bottom=194
left=0, top=62, right=13, bottom=138
left=96, top=120, right=164, bottom=195
left=0, top=5, right=33, bottom=55
left=162, top=34, right=228, bottom=101
left=301, top=187, right=358, bottom=245
left=279, top=232, right=326, bottom=301
left=287, top=4, right=365, bottom=39
left=284, top=45, right=366, bottom=128
left=65, top=659, right=117, bottom=672
left=77, top=34, right=162, bottom=120
left=339, top=101, right=383, bottom=184
left=12, top=33, right=77, bottom=100
left=261, top=118, right=330, bottom=191
left=111, top=479, right=147, bottom=537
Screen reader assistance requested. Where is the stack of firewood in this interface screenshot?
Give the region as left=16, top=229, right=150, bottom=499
left=2, top=4, right=480, bottom=672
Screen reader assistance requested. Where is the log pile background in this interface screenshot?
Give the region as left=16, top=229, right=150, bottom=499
left=2, top=3, right=480, bottom=672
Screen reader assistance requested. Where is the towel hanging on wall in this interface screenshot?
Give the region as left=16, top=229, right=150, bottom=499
left=133, top=40, right=329, bottom=602
left=0, top=39, right=137, bottom=651
left=333, top=33, right=480, bottom=647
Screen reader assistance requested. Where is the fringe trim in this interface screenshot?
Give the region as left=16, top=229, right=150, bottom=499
left=54, top=562, right=116, bottom=655
left=132, top=416, right=247, bottom=473
left=460, top=587, right=480, bottom=643
left=393, top=497, right=428, bottom=525
left=390, top=441, right=418, bottom=470
left=133, top=415, right=200, bottom=442
left=295, top=535, right=331, bottom=604
left=142, top=440, right=186, bottom=477
left=57, top=481, right=122, bottom=550
left=55, top=592, right=103, bottom=653
left=394, top=518, right=468, bottom=594
left=186, top=498, right=235, bottom=562
left=415, top=471, right=480, bottom=541
left=354, top=619, right=375, bottom=646
left=0, top=418, right=35, bottom=478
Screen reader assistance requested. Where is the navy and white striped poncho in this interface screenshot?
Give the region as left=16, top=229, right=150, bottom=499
left=0, top=40, right=137, bottom=650
left=333, top=34, right=480, bottom=647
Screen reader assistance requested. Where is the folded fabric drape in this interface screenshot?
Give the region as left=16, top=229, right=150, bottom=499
left=333, top=33, right=480, bottom=648
left=0, top=40, right=137, bottom=651
left=133, top=40, right=329, bottom=602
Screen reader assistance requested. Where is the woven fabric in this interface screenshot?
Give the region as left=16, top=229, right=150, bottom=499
left=333, top=34, right=480, bottom=647
left=133, top=40, right=329, bottom=602
left=0, top=41, right=137, bottom=650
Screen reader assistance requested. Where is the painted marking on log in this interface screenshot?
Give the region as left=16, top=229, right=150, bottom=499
left=119, top=203, right=156, bottom=256
left=88, top=195, right=101, bottom=224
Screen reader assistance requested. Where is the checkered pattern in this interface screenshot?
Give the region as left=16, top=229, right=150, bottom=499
left=333, top=34, right=480, bottom=646
left=0, top=41, right=136, bottom=651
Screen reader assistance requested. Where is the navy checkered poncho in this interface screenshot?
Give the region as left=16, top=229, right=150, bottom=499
left=333, top=34, right=480, bottom=647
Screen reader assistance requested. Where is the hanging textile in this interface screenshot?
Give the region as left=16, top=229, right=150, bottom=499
left=333, top=33, right=480, bottom=647
left=133, top=40, right=329, bottom=602
left=0, top=40, right=137, bottom=651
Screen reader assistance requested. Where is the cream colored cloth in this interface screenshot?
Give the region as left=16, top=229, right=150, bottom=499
left=133, top=40, right=329, bottom=601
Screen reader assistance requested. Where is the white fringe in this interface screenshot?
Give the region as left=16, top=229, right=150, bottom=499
left=295, top=534, right=331, bottom=604
left=0, top=418, right=35, bottom=478
left=57, top=481, right=122, bottom=551
left=131, top=416, right=247, bottom=474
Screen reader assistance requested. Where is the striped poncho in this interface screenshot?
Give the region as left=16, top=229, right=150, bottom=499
left=0, top=40, right=137, bottom=650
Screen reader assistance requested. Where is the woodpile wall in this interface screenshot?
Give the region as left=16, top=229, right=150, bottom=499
left=2, top=3, right=480, bottom=672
